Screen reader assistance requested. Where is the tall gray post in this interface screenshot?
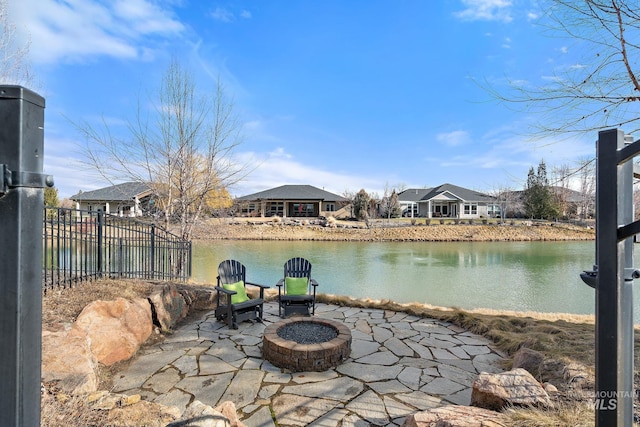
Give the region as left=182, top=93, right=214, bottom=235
left=590, top=128, right=640, bottom=426
left=0, top=86, right=49, bottom=426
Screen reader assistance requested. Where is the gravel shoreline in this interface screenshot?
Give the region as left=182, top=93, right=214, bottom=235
left=192, top=219, right=595, bottom=242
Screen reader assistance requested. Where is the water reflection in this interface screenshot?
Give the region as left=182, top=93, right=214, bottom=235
left=192, top=240, right=640, bottom=322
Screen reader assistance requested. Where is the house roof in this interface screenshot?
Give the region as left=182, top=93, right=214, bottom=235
left=397, top=188, right=432, bottom=202
left=510, top=187, right=586, bottom=203
left=236, top=185, right=348, bottom=202
left=550, top=186, right=584, bottom=203
left=70, top=182, right=153, bottom=202
left=399, top=183, right=495, bottom=203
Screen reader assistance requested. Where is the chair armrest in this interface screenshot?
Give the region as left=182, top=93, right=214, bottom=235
left=246, top=281, right=270, bottom=289
left=275, top=279, right=284, bottom=289
left=215, top=286, right=236, bottom=295
left=310, top=279, right=319, bottom=288
left=245, top=281, right=268, bottom=299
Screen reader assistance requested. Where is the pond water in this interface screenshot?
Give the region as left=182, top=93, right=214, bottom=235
left=192, top=240, right=640, bottom=322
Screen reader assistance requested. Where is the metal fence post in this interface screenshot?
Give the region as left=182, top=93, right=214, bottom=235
left=583, top=128, right=640, bottom=426
left=150, top=224, right=156, bottom=279
left=97, top=209, right=104, bottom=277
left=0, top=85, right=50, bottom=426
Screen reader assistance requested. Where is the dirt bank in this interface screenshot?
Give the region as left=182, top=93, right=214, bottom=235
left=192, top=218, right=595, bottom=242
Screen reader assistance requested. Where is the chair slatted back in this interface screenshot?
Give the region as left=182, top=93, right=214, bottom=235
left=284, top=257, right=312, bottom=279
left=284, top=257, right=312, bottom=295
left=218, top=260, right=246, bottom=285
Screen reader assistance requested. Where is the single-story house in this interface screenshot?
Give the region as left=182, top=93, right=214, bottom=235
left=398, top=183, right=500, bottom=219
left=235, top=185, right=350, bottom=218
left=70, top=182, right=153, bottom=217
left=505, top=186, right=593, bottom=219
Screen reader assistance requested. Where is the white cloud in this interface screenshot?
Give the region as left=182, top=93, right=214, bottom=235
left=211, top=7, right=234, bottom=23
left=438, top=127, right=594, bottom=189
left=436, top=130, right=471, bottom=147
left=454, top=0, right=513, bottom=23
left=229, top=149, right=381, bottom=197
left=43, top=135, right=103, bottom=198
left=210, top=7, right=252, bottom=23
left=13, top=0, right=184, bottom=64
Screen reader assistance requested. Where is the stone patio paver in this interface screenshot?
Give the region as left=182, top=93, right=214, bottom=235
left=114, top=301, right=506, bottom=426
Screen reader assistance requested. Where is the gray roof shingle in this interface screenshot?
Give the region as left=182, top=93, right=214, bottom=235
left=70, top=182, right=153, bottom=201
left=399, top=183, right=494, bottom=203
left=236, top=185, right=348, bottom=202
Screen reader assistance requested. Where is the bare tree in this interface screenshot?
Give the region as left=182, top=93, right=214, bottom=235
left=551, top=163, right=572, bottom=217
left=342, top=189, right=356, bottom=218
left=77, top=59, right=246, bottom=240
left=488, top=184, right=518, bottom=221
left=0, top=0, right=32, bottom=86
left=576, top=157, right=596, bottom=220
left=379, top=183, right=401, bottom=220
left=490, top=1, right=640, bottom=135
left=368, top=191, right=380, bottom=219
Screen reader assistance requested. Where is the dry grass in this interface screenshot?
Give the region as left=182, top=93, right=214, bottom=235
left=41, top=392, right=111, bottom=427
left=41, top=390, right=177, bottom=427
left=42, top=279, right=155, bottom=325
left=42, top=279, right=639, bottom=426
left=504, top=403, right=595, bottom=427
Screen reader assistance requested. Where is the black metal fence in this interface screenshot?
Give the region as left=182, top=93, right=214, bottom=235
left=43, top=207, right=191, bottom=291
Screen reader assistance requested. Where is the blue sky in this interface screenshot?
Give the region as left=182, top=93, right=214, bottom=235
left=10, top=0, right=596, bottom=199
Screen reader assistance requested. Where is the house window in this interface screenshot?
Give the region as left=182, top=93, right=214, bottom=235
left=432, top=204, right=448, bottom=217
left=325, top=203, right=335, bottom=212
left=403, top=205, right=418, bottom=217
left=241, top=203, right=257, bottom=215
left=463, top=203, right=478, bottom=215
left=268, top=202, right=284, bottom=217
left=291, top=203, right=315, bottom=217
left=488, top=204, right=501, bottom=217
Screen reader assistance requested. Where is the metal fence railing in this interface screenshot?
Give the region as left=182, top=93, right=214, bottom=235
left=43, top=207, right=191, bottom=291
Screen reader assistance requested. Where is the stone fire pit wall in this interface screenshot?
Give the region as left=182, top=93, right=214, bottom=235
left=262, top=317, right=352, bottom=372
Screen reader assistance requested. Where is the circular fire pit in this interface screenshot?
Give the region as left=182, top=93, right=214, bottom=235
left=262, top=317, right=351, bottom=372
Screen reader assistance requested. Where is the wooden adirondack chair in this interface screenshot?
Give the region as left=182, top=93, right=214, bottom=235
left=276, top=257, right=318, bottom=317
left=215, top=260, right=269, bottom=329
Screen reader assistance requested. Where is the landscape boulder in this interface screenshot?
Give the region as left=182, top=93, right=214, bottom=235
left=149, top=283, right=188, bottom=330
left=538, top=358, right=592, bottom=388
left=512, top=347, right=544, bottom=377
left=471, top=368, right=552, bottom=411
left=74, top=297, right=153, bottom=366
left=176, top=284, right=219, bottom=311
left=401, top=405, right=506, bottom=427
left=41, top=323, right=98, bottom=394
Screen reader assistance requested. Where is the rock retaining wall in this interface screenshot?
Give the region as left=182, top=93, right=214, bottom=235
left=193, top=220, right=594, bottom=242
left=42, top=283, right=216, bottom=395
